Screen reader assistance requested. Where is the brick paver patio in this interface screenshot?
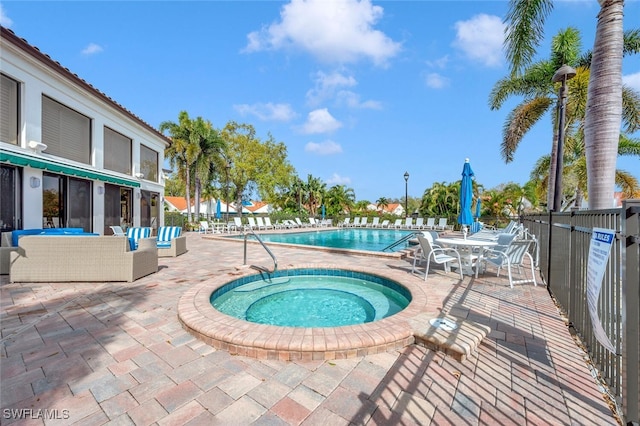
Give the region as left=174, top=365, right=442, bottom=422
left=0, top=231, right=618, bottom=425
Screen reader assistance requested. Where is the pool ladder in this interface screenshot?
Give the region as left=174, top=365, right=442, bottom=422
left=243, top=229, right=278, bottom=272
left=381, top=231, right=423, bottom=252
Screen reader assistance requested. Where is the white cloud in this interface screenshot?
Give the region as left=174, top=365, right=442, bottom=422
left=335, top=90, right=382, bottom=109
left=305, top=139, right=343, bottom=155
left=243, top=0, right=401, bottom=66
left=425, top=73, right=449, bottom=89
left=426, top=55, right=450, bottom=70
left=300, top=108, right=342, bottom=134
left=623, top=72, right=640, bottom=92
left=452, top=14, right=504, bottom=67
left=234, top=102, right=297, bottom=122
left=81, top=43, right=103, bottom=56
left=306, top=70, right=357, bottom=105
left=0, top=3, right=12, bottom=27
left=326, top=172, right=351, bottom=185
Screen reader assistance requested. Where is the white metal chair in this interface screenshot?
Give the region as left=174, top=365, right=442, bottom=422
left=199, top=221, right=211, bottom=234
left=412, top=235, right=463, bottom=281
left=480, top=238, right=537, bottom=288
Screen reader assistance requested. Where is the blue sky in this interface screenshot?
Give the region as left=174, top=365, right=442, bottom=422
left=2, top=0, right=639, bottom=202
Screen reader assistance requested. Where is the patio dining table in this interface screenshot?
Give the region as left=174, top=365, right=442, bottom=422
left=435, top=237, right=498, bottom=276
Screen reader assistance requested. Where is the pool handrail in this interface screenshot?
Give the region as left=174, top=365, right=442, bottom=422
left=382, top=231, right=423, bottom=252
left=244, top=229, right=278, bottom=272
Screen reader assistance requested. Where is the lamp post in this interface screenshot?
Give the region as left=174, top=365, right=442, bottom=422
left=551, top=64, right=576, bottom=212
left=403, top=171, right=409, bottom=218
left=225, top=159, right=232, bottom=221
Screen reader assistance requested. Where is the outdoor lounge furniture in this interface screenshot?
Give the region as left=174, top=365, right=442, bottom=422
left=156, top=226, right=187, bottom=257
left=1, top=228, right=89, bottom=274
left=479, top=238, right=537, bottom=288
left=110, top=225, right=126, bottom=236
left=9, top=235, right=157, bottom=282
left=199, top=221, right=211, bottom=234
left=412, top=234, right=463, bottom=280
left=126, top=226, right=152, bottom=250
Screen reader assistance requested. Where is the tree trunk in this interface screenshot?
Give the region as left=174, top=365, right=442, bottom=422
left=185, top=169, right=192, bottom=223
left=584, top=0, right=624, bottom=209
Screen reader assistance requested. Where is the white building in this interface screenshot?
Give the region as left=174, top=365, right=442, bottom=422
left=0, top=27, right=170, bottom=235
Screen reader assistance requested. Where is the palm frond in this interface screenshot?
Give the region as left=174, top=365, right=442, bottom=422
left=504, top=0, right=554, bottom=75
left=502, top=97, right=553, bottom=162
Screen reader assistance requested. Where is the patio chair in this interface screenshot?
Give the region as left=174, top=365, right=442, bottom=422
left=351, top=217, right=361, bottom=227
left=479, top=238, right=537, bottom=288
left=412, top=235, right=463, bottom=280
left=391, top=219, right=403, bottom=229
left=436, top=218, right=452, bottom=231
left=110, top=225, right=125, bottom=236
left=368, top=217, right=380, bottom=228
left=340, top=218, right=351, bottom=227
left=199, top=221, right=211, bottom=234
left=247, top=217, right=259, bottom=230
left=425, top=218, right=436, bottom=230
left=256, top=216, right=267, bottom=229
left=360, top=217, right=368, bottom=227
left=380, top=219, right=390, bottom=228
left=261, top=217, right=274, bottom=230
left=234, top=217, right=248, bottom=232
left=404, top=217, right=413, bottom=229
left=413, top=217, right=425, bottom=229
left=126, top=226, right=152, bottom=250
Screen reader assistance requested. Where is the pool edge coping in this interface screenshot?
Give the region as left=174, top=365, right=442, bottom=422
left=178, top=263, right=430, bottom=361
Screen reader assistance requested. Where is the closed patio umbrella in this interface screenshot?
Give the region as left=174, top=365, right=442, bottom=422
left=457, top=158, right=474, bottom=226
left=215, top=199, right=222, bottom=219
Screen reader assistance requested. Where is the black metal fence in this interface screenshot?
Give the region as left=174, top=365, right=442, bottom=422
left=521, top=200, right=639, bottom=424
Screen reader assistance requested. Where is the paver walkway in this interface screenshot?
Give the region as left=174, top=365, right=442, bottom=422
left=0, top=232, right=618, bottom=425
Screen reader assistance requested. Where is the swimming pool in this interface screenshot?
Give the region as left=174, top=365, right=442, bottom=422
left=239, top=228, right=415, bottom=252
left=210, top=270, right=411, bottom=327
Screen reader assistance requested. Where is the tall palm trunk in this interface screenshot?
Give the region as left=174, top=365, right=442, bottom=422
left=185, top=168, right=193, bottom=223
left=584, top=0, right=624, bottom=209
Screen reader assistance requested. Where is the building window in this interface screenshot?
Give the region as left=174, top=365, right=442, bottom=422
left=104, top=184, right=132, bottom=234
left=104, top=127, right=132, bottom=174
left=0, top=165, right=22, bottom=231
left=140, top=190, right=159, bottom=233
left=42, top=173, right=92, bottom=232
left=0, top=74, right=19, bottom=145
left=140, top=144, right=158, bottom=182
left=41, top=95, right=91, bottom=164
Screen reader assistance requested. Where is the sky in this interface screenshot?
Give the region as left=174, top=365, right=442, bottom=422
left=1, top=0, right=639, bottom=202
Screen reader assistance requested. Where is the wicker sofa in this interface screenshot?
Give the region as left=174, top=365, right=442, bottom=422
left=9, top=235, right=158, bottom=282
left=1, top=232, right=17, bottom=275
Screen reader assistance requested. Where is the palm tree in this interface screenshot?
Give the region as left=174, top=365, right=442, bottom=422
left=325, top=185, right=355, bottom=216
left=160, top=111, right=200, bottom=223
left=376, top=197, right=389, bottom=214
left=190, top=117, right=226, bottom=220
left=503, top=0, right=627, bottom=209
left=492, top=27, right=584, bottom=208
left=494, top=26, right=640, bottom=209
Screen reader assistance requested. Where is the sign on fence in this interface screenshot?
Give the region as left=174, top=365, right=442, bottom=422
left=586, top=227, right=616, bottom=353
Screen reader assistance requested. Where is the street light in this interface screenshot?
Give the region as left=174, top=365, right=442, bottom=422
left=551, top=64, right=576, bottom=212
left=404, top=171, right=409, bottom=218
left=225, top=159, right=232, bottom=221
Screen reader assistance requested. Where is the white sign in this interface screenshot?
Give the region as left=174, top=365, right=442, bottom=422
left=586, top=227, right=616, bottom=353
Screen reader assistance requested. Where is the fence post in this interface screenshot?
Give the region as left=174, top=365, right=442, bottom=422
left=622, top=200, right=640, bottom=424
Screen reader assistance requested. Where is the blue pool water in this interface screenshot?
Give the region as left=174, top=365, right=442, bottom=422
left=242, top=228, right=414, bottom=252
left=210, top=269, right=411, bottom=327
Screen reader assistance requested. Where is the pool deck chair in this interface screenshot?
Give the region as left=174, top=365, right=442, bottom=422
left=110, top=226, right=125, bottom=236
left=199, top=221, right=211, bottom=234
left=412, top=235, right=463, bottom=281
left=234, top=217, right=248, bottom=232
left=479, top=238, right=537, bottom=288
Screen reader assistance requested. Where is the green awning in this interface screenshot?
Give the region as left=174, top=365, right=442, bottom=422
left=0, top=151, right=141, bottom=187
